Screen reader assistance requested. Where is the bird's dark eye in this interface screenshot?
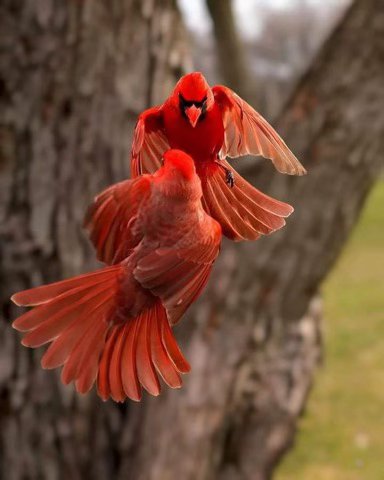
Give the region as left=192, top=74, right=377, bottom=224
left=178, top=93, right=208, bottom=122
left=201, top=96, right=207, bottom=114
left=179, top=93, right=190, bottom=110
left=179, top=93, right=207, bottom=110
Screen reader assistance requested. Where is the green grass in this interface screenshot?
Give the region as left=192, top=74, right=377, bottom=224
left=276, top=180, right=384, bottom=480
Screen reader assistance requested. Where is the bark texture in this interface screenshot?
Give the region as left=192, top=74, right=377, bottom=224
left=119, top=1, right=384, bottom=479
left=0, top=1, right=187, bottom=479
left=1, top=0, right=383, bottom=480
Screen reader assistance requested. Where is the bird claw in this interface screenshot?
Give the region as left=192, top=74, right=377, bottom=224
left=214, top=159, right=235, bottom=188
left=225, top=169, right=235, bottom=188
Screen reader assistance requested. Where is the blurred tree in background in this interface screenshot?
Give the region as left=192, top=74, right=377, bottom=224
left=0, top=0, right=383, bottom=479
left=205, top=0, right=252, bottom=100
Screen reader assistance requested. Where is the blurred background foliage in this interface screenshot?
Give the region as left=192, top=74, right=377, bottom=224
left=179, top=0, right=350, bottom=117
left=179, top=1, right=383, bottom=478
left=277, top=180, right=384, bottom=479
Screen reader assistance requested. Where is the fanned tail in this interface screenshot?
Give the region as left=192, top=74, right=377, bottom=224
left=200, top=160, right=293, bottom=241
left=12, top=268, right=190, bottom=402
left=97, top=300, right=190, bottom=402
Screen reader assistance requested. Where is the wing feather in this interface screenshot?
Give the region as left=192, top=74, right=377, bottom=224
left=134, top=219, right=221, bottom=325
left=84, top=175, right=152, bottom=265
left=131, top=107, right=170, bottom=177
left=213, top=85, right=306, bottom=176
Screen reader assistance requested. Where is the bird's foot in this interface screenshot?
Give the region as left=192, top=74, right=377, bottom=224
left=214, top=160, right=235, bottom=188
left=225, top=169, right=235, bottom=188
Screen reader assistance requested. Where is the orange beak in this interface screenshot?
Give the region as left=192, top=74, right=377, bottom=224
left=185, top=105, right=201, bottom=128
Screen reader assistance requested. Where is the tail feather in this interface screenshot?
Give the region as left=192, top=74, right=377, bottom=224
left=61, top=301, right=110, bottom=388
left=150, top=302, right=182, bottom=388
left=120, top=321, right=142, bottom=401
left=235, top=176, right=293, bottom=218
left=13, top=285, right=96, bottom=332
left=11, top=266, right=119, bottom=306
left=20, top=286, right=113, bottom=347
left=202, top=161, right=294, bottom=241
left=98, top=326, right=122, bottom=401
left=136, top=309, right=161, bottom=396
left=204, top=172, right=259, bottom=239
left=12, top=268, right=190, bottom=402
left=42, top=315, right=91, bottom=370
left=97, top=301, right=189, bottom=402
left=109, top=324, right=129, bottom=402
left=161, top=313, right=191, bottom=374
left=75, top=321, right=109, bottom=394
left=215, top=173, right=286, bottom=232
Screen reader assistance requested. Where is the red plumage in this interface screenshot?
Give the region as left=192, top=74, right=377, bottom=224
left=11, top=73, right=306, bottom=402
left=12, top=150, right=221, bottom=401
left=130, top=72, right=306, bottom=241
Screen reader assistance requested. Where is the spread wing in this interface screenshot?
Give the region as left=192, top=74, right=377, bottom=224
left=131, top=106, right=170, bottom=177
left=213, top=85, right=306, bottom=176
left=84, top=175, right=152, bottom=265
left=134, top=217, right=221, bottom=325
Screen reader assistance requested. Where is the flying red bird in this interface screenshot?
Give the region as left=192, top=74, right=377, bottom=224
left=131, top=72, right=306, bottom=241
left=11, top=150, right=221, bottom=402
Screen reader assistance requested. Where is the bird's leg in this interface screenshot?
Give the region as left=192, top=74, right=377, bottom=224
left=214, top=158, right=235, bottom=188
left=225, top=169, right=235, bottom=188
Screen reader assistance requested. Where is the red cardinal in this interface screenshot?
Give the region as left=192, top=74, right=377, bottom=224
left=131, top=71, right=306, bottom=241
left=11, top=150, right=221, bottom=402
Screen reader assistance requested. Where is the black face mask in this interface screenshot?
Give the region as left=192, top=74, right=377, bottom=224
left=179, top=94, right=208, bottom=121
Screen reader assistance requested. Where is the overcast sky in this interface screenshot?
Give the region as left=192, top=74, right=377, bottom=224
left=178, top=0, right=347, bottom=39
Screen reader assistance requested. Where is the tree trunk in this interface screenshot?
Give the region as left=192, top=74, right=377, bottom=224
left=206, top=0, right=252, bottom=101
left=120, top=1, right=384, bottom=479
left=1, top=1, right=383, bottom=480
left=0, top=1, right=187, bottom=479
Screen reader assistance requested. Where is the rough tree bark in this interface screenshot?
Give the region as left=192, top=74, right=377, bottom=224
left=119, top=1, right=384, bottom=479
left=1, top=1, right=383, bottom=480
left=0, top=1, right=188, bottom=479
